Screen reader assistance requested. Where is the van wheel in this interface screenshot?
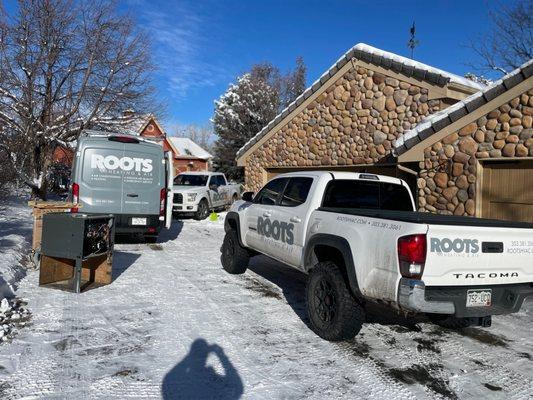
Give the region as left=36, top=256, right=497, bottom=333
left=221, top=229, right=249, bottom=274
left=144, top=235, right=158, bottom=243
left=306, top=262, right=365, bottom=341
left=427, top=314, right=472, bottom=329
left=194, top=199, right=209, bottom=220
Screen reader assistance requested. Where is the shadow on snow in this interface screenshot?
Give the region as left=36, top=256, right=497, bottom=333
left=161, top=338, right=243, bottom=400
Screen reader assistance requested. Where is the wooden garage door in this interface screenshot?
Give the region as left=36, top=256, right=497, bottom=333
left=481, top=160, right=533, bottom=222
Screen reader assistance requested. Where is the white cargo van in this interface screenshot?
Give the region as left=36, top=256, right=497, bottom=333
left=69, top=130, right=173, bottom=242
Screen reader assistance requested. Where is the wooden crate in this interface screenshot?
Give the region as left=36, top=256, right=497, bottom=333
left=28, top=201, right=80, bottom=251
left=39, top=253, right=113, bottom=292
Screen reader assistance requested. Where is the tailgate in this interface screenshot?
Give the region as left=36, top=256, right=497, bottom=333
left=424, top=224, right=533, bottom=286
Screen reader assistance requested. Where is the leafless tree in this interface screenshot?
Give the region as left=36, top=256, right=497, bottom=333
left=469, top=1, right=532, bottom=75
left=0, top=0, right=157, bottom=198
left=175, top=122, right=215, bottom=152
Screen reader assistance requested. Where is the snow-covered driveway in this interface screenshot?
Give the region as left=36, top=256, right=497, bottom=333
left=0, top=210, right=532, bottom=399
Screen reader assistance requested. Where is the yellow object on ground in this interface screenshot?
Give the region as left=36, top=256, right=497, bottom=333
left=209, top=211, right=219, bottom=221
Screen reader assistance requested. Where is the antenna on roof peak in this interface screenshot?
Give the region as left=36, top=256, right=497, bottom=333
left=407, top=21, right=420, bottom=59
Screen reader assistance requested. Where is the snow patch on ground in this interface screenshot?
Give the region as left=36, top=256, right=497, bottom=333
left=0, top=210, right=531, bottom=399
left=0, top=193, right=33, bottom=298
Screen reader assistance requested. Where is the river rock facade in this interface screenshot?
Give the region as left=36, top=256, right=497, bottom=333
left=244, top=67, right=444, bottom=192
left=417, top=89, right=533, bottom=216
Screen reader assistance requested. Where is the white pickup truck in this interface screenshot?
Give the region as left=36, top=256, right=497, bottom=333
left=172, top=172, right=241, bottom=220
left=221, top=171, right=533, bottom=341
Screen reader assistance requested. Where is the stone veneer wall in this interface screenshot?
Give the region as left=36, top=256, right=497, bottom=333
left=244, top=66, right=444, bottom=192
left=417, top=89, right=533, bottom=216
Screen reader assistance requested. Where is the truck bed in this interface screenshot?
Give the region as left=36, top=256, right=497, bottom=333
left=318, top=207, right=533, bottom=229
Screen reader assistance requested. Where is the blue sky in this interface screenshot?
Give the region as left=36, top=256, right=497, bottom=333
left=128, top=0, right=502, bottom=131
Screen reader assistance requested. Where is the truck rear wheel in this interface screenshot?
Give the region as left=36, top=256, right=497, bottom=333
left=306, top=262, right=365, bottom=341
left=221, top=229, right=249, bottom=274
left=194, top=199, right=209, bottom=220
left=427, top=314, right=472, bottom=329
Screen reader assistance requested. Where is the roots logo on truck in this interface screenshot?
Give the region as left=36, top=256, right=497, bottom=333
left=430, top=238, right=479, bottom=254
left=257, top=217, right=294, bottom=245
left=91, top=154, right=153, bottom=173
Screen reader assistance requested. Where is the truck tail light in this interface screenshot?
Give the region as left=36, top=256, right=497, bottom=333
left=71, top=182, right=79, bottom=213
left=160, top=188, right=166, bottom=216
left=397, top=234, right=426, bottom=279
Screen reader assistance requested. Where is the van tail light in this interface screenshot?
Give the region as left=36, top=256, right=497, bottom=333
left=71, top=182, right=80, bottom=213
left=160, top=188, right=166, bottom=216
left=397, top=234, right=427, bottom=279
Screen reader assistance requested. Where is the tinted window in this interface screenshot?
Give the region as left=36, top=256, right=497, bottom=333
left=216, top=175, right=226, bottom=186
left=322, top=180, right=413, bottom=211
left=280, top=177, right=313, bottom=207
left=174, top=174, right=208, bottom=186
left=254, top=178, right=288, bottom=205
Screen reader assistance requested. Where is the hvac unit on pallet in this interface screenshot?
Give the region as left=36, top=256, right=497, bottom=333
left=39, top=213, right=115, bottom=293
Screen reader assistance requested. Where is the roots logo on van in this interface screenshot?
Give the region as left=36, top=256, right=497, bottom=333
left=257, top=217, right=294, bottom=245
left=91, top=154, right=153, bottom=173
left=430, top=238, right=479, bottom=254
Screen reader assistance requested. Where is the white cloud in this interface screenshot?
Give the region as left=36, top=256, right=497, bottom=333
left=131, top=1, right=229, bottom=100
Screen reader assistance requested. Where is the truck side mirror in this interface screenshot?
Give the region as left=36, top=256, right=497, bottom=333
left=209, top=184, right=218, bottom=191
left=242, top=191, right=254, bottom=202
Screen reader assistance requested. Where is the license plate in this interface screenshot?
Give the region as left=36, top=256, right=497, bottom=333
left=131, top=217, right=147, bottom=226
left=466, top=289, right=492, bottom=307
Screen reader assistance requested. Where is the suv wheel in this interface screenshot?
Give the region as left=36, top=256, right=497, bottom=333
left=306, top=262, right=365, bottom=341
left=194, top=199, right=209, bottom=220
left=221, top=229, right=249, bottom=274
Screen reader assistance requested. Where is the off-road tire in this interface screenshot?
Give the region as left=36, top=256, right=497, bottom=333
left=306, top=262, right=365, bottom=341
left=194, top=199, right=209, bottom=220
left=221, top=229, right=249, bottom=274
left=427, top=314, right=472, bottom=329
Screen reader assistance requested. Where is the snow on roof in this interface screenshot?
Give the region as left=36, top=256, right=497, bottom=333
left=394, top=58, right=533, bottom=155
left=236, top=43, right=486, bottom=160
left=169, top=137, right=213, bottom=159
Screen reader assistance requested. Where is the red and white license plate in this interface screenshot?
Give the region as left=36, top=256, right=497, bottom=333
left=466, top=289, right=492, bottom=307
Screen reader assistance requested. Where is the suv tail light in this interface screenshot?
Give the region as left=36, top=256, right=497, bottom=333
left=160, top=188, right=166, bottom=216
left=397, top=234, right=427, bottom=279
left=71, top=182, right=79, bottom=213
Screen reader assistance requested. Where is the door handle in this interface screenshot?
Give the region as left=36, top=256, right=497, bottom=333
left=263, top=211, right=272, bottom=218
left=290, top=216, right=301, bottom=223
left=126, top=193, right=139, bottom=198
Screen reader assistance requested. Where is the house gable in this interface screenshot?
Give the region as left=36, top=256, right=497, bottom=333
left=236, top=43, right=483, bottom=168
left=396, top=60, right=533, bottom=162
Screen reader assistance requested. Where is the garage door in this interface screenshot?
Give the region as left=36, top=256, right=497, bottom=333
left=481, top=160, right=533, bottom=222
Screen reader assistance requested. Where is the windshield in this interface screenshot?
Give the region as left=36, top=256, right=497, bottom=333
left=173, top=174, right=208, bottom=186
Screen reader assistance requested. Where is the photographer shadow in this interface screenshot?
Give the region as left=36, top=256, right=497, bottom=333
left=162, top=338, right=243, bottom=400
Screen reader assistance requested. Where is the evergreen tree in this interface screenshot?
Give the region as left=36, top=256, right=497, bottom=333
left=212, top=58, right=307, bottom=181
left=212, top=73, right=278, bottom=180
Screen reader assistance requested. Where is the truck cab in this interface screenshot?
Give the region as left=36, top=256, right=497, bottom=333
left=172, top=172, right=241, bottom=220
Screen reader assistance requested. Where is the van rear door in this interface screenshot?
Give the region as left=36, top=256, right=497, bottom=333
left=79, top=138, right=163, bottom=216
left=121, top=142, right=162, bottom=216
left=79, top=144, right=124, bottom=214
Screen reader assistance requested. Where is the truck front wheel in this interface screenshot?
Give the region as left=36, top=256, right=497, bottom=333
left=194, top=199, right=209, bottom=220
left=306, top=262, right=365, bottom=341
left=221, top=229, right=249, bottom=274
